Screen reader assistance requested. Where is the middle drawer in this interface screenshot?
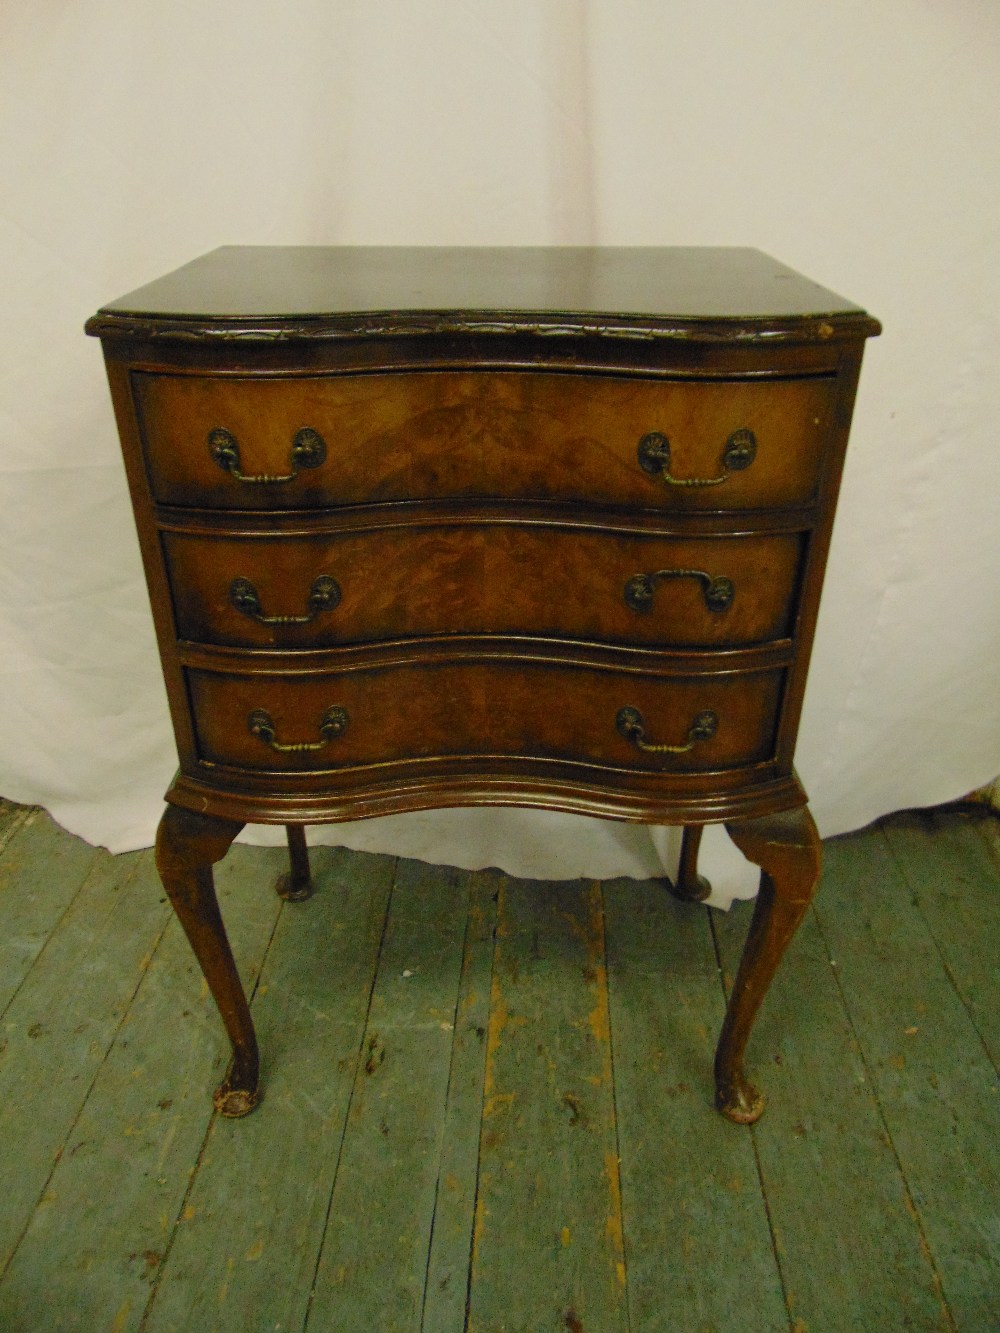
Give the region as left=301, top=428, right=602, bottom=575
left=163, top=525, right=803, bottom=650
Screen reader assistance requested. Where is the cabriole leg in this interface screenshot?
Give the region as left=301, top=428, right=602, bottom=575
left=277, top=823, right=313, bottom=901
left=154, top=805, right=259, bottom=1117
left=715, top=806, right=821, bottom=1124
left=668, top=823, right=711, bottom=902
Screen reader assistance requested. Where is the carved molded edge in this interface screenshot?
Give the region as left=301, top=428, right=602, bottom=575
left=155, top=499, right=818, bottom=540
left=165, top=768, right=808, bottom=828
left=174, top=633, right=795, bottom=677
left=85, top=310, right=882, bottom=345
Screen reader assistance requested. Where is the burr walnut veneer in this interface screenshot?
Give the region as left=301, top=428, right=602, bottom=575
left=87, top=247, right=879, bottom=1122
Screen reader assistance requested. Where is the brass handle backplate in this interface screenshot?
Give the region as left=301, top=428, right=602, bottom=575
left=230, top=575, right=341, bottom=625
left=616, top=706, right=718, bottom=754
left=209, top=427, right=327, bottom=484
left=248, top=705, right=350, bottom=753
left=624, top=569, right=734, bottom=614
left=637, top=429, right=756, bottom=487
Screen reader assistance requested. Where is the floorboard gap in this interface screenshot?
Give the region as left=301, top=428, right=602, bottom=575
left=880, top=825, right=1000, bottom=1077
left=461, top=877, right=501, bottom=1333
left=597, top=880, right=633, bottom=1333
left=0, top=852, right=164, bottom=1285
left=300, top=857, right=397, bottom=1333
left=138, top=885, right=291, bottom=1331
left=808, top=902, right=958, bottom=1332
left=0, top=802, right=35, bottom=857
left=418, top=875, right=473, bottom=1332
left=0, top=819, right=104, bottom=1024
left=707, top=906, right=796, bottom=1331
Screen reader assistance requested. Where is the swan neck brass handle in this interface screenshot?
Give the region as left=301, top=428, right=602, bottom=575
left=624, top=569, right=734, bottom=614
left=208, top=427, right=327, bottom=484
left=230, top=575, right=341, bottom=625
left=637, top=429, right=756, bottom=487
left=616, top=707, right=718, bottom=754
left=248, top=705, right=349, bottom=753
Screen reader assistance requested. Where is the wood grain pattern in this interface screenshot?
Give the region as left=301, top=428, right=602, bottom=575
left=466, top=875, right=628, bottom=1333
left=0, top=845, right=286, bottom=1332
left=93, top=250, right=873, bottom=835
left=305, top=859, right=471, bottom=1329
left=2, top=807, right=989, bottom=1332
left=882, top=812, right=1000, bottom=1070
left=185, top=660, right=785, bottom=775
left=141, top=847, right=395, bottom=1333
left=603, top=876, right=788, bottom=1328
left=0, top=852, right=171, bottom=1274
left=421, top=870, right=499, bottom=1331
left=134, top=370, right=835, bottom=512
left=88, top=247, right=878, bottom=1123
left=0, top=797, right=32, bottom=852
left=717, top=807, right=822, bottom=1121
left=155, top=807, right=254, bottom=1115
left=0, top=809, right=101, bottom=1013
left=814, top=832, right=1000, bottom=1330
left=712, top=889, right=955, bottom=1331
left=164, top=525, right=803, bottom=651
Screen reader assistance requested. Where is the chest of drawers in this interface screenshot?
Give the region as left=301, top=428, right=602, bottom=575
left=87, top=246, right=879, bottom=1123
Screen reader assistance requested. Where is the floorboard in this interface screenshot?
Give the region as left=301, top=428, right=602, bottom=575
left=605, top=876, right=787, bottom=1330
left=306, top=858, right=471, bottom=1332
left=143, top=845, right=395, bottom=1333
left=882, top=811, right=1000, bottom=1071
left=713, top=892, right=952, bottom=1330
left=0, top=809, right=102, bottom=1015
left=421, top=870, right=498, bottom=1333
left=816, top=826, right=998, bottom=1331
left=0, top=848, right=169, bottom=1280
left=466, top=875, right=629, bottom=1333
left=0, top=797, right=33, bottom=853
left=0, top=844, right=285, bottom=1332
left=0, top=801, right=996, bottom=1332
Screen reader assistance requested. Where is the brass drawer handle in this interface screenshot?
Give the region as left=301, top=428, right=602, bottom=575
left=230, top=575, right=341, bottom=625
left=616, top=706, right=718, bottom=754
left=624, top=569, right=734, bottom=614
left=208, top=427, right=327, bottom=484
left=637, top=428, right=756, bottom=487
left=248, top=705, right=350, bottom=753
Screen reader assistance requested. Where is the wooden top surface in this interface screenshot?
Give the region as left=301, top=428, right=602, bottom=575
left=88, top=247, right=879, bottom=340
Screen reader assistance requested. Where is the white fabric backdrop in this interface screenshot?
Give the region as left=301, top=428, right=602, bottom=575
left=1, top=1, right=998, bottom=905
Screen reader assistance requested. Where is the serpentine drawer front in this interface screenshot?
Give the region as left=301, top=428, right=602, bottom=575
left=88, top=246, right=879, bottom=1125
left=134, top=370, right=835, bottom=510
left=184, top=660, right=786, bottom=775
left=161, top=526, right=804, bottom=650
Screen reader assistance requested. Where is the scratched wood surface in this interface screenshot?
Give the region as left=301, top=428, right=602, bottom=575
left=0, top=797, right=996, bottom=1331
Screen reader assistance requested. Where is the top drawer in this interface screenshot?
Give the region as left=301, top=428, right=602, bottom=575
left=133, top=370, right=835, bottom=512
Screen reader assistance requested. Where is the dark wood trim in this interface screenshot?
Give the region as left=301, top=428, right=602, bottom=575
left=91, top=246, right=877, bottom=1121
left=166, top=765, right=807, bottom=828
left=174, top=636, right=795, bottom=677
left=155, top=807, right=257, bottom=1115
left=773, top=345, right=867, bottom=769
left=103, top=355, right=199, bottom=770
left=87, top=309, right=881, bottom=347
left=717, top=807, right=822, bottom=1122
left=152, top=501, right=819, bottom=539
left=90, top=330, right=858, bottom=380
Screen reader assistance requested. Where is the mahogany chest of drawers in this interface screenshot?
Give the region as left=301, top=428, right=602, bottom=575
left=87, top=246, right=879, bottom=1122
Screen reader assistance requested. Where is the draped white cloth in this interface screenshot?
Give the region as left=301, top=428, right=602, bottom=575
left=2, top=2, right=997, bottom=905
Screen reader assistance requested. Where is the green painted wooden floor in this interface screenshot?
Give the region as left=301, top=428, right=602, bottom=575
left=0, top=798, right=996, bottom=1332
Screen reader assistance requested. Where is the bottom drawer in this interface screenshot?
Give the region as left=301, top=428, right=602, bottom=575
left=186, top=662, right=784, bottom=775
